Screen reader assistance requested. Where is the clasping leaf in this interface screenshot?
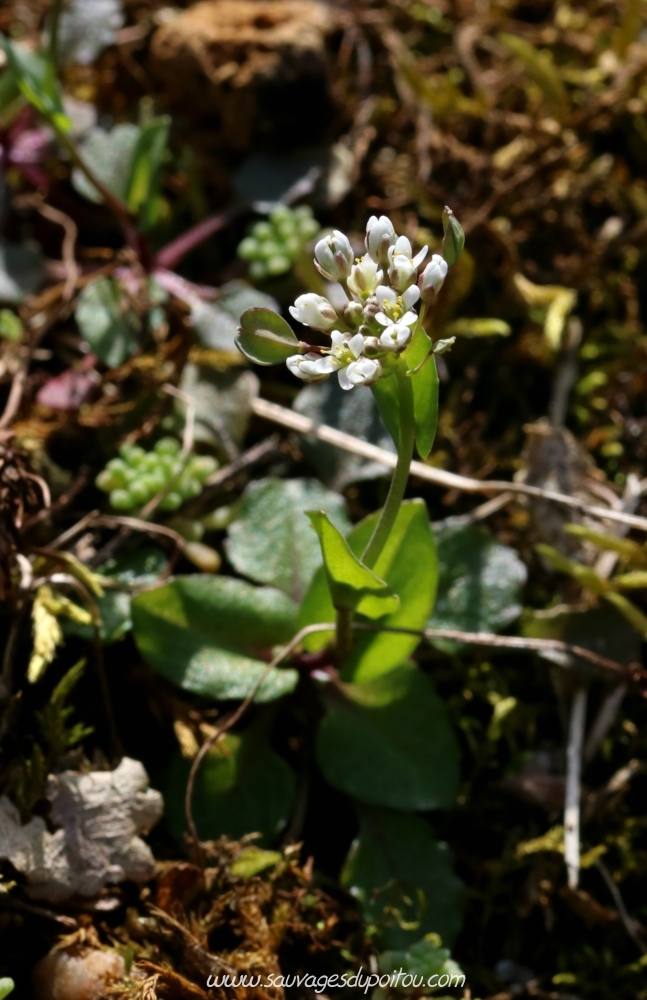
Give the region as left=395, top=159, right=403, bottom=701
left=306, top=510, right=399, bottom=618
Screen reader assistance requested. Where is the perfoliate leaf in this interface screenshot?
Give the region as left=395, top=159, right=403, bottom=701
left=306, top=510, right=399, bottom=617
left=236, top=307, right=298, bottom=365
left=407, top=331, right=438, bottom=460
left=371, top=373, right=401, bottom=448
left=300, top=501, right=437, bottom=681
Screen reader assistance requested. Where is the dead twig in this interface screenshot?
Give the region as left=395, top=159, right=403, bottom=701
left=564, top=687, right=587, bottom=889
left=351, top=622, right=639, bottom=681
left=250, top=398, right=647, bottom=532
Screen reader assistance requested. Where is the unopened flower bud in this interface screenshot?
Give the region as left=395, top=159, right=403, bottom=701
left=418, top=254, right=448, bottom=303
left=314, top=230, right=353, bottom=281
left=388, top=253, right=417, bottom=292
left=343, top=300, right=364, bottom=327
left=289, top=293, right=338, bottom=331
left=286, top=352, right=330, bottom=383
left=365, top=215, right=396, bottom=264
left=441, top=206, right=465, bottom=266
left=362, top=298, right=381, bottom=323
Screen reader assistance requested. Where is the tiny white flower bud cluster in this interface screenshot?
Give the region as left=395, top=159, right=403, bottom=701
left=285, top=215, right=451, bottom=390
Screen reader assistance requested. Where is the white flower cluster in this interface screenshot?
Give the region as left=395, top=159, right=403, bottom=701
left=285, top=216, right=448, bottom=390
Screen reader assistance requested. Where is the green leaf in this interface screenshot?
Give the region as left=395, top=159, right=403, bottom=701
left=371, top=374, right=401, bottom=448
left=1, top=39, right=70, bottom=129
left=125, top=116, right=169, bottom=230
left=0, top=309, right=22, bottom=342
left=132, top=575, right=299, bottom=702
left=72, top=124, right=141, bottom=204
left=299, top=501, right=437, bottom=681
left=75, top=276, right=140, bottom=367
left=0, top=241, right=44, bottom=304
left=378, top=936, right=464, bottom=988
left=0, top=978, right=14, bottom=1000
left=306, top=511, right=399, bottom=617
left=225, top=478, right=350, bottom=602
left=230, top=847, right=282, bottom=879
left=428, top=519, right=527, bottom=651
left=317, top=663, right=459, bottom=810
left=163, top=717, right=296, bottom=844
left=341, top=808, right=463, bottom=949
left=407, top=334, right=438, bottom=460
left=236, top=308, right=298, bottom=366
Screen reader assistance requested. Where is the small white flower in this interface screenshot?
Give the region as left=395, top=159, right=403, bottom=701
left=338, top=357, right=382, bottom=390
left=379, top=322, right=414, bottom=351
left=386, top=237, right=428, bottom=291
left=418, top=254, right=448, bottom=302
left=388, top=235, right=429, bottom=269
left=329, top=330, right=365, bottom=362
left=314, top=230, right=354, bottom=281
left=374, top=284, right=419, bottom=328
left=365, top=215, right=396, bottom=264
left=289, top=293, right=338, bottom=331
left=347, top=255, right=383, bottom=299
left=286, top=352, right=331, bottom=382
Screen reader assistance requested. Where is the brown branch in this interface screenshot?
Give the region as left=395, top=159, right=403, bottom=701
left=352, top=622, right=639, bottom=681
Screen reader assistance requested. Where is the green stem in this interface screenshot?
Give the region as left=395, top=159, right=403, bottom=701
left=47, top=0, right=63, bottom=82
left=335, top=606, right=353, bottom=661
left=361, top=366, right=415, bottom=569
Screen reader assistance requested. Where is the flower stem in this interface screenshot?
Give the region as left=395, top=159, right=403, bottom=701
left=335, top=606, right=353, bottom=661
left=361, top=366, right=415, bottom=569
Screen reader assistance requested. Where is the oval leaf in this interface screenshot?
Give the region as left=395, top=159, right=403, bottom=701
left=341, top=808, right=464, bottom=949
left=317, top=662, right=459, bottom=810
left=132, top=575, right=299, bottom=702
left=236, top=307, right=298, bottom=365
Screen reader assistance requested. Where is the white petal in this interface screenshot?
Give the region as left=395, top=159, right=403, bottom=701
left=376, top=284, right=396, bottom=304
left=348, top=333, right=365, bottom=358
left=400, top=310, right=418, bottom=327
left=375, top=312, right=391, bottom=327
left=394, top=235, right=412, bottom=256
left=337, top=367, right=353, bottom=390
left=330, top=331, right=345, bottom=350
left=402, top=285, right=420, bottom=309
left=312, top=356, right=338, bottom=374
left=412, top=246, right=429, bottom=268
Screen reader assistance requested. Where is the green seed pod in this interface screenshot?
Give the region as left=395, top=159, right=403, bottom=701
left=178, top=477, right=203, bottom=500
left=252, top=221, right=272, bottom=240
left=189, top=456, right=218, bottom=480
left=129, top=481, right=152, bottom=505
left=441, top=206, right=465, bottom=266
left=120, top=445, right=146, bottom=467
left=154, top=437, right=181, bottom=457
left=298, top=217, right=319, bottom=239
left=266, top=255, right=291, bottom=276
left=238, top=237, right=260, bottom=261
left=159, top=491, right=183, bottom=511
left=96, top=470, right=116, bottom=492
left=249, top=261, right=267, bottom=280
left=110, top=489, right=134, bottom=510
left=184, top=541, right=221, bottom=573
